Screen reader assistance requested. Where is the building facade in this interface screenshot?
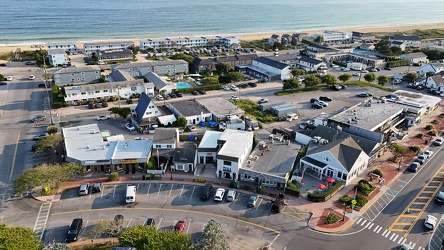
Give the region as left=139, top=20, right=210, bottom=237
left=140, top=36, right=240, bottom=50
left=48, top=49, right=69, bottom=66
left=46, top=42, right=79, bottom=54
left=53, top=66, right=101, bottom=85
left=82, top=41, right=135, bottom=54
left=111, top=60, right=189, bottom=77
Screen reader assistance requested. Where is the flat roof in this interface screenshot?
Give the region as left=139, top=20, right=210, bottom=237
left=111, top=140, right=153, bottom=160
left=218, top=129, right=253, bottom=159
left=199, top=131, right=223, bottom=149
left=394, top=90, right=441, bottom=109
left=197, top=97, right=245, bottom=119
left=328, top=98, right=406, bottom=131
left=170, top=99, right=210, bottom=117
left=243, top=131, right=298, bottom=179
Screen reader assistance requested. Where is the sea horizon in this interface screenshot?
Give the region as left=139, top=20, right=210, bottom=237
left=1, top=0, right=444, bottom=46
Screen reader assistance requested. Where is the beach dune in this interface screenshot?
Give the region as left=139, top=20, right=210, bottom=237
left=1, top=22, right=443, bottom=55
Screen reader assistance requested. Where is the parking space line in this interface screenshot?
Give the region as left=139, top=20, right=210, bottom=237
left=112, top=184, right=116, bottom=197
left=137, top=183, right=139, bottom=192
left=100, top=186, right=104, bottom=198
left=126, top=218, right=132, bottom=229
left=156, top=217, right=163, bottom=231
left=169, top=184, right=174, bottom=197
left=190, top=186, right=195, bottom=199
left=146, top=183, right=151, bottom=197
left=186, top=220, right=191, bottom=233
left=157, top=184, right=162, bottom=198
left=179, top=184, right=184, bottom=197
left=255, top=199, right=262, bottom=211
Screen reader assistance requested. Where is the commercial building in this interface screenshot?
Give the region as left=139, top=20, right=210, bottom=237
left=139, top=35, right=240, bottom=50
left=236, top=57, right=291, bottom=81
left=82, top=41, right=135, bottom=54
left=53, top=66, right=101, bottom=86
left=312, top=30, right=352, bottom=43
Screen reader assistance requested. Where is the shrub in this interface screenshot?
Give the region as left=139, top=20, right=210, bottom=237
left=355, top=195, right=368, bottom=207
left=429, top=129, right=438, bottom=136
left=409, top=145, right=421, bottom=153
left=256, top=185, right=266, bottom=195
left=307, top=181, right=345, bottom=202
left=339, top=195, right=353, bottom=205
left=41, top=186, right=50, bottom=196
left=193, top=178, right=206, bottom=183
left=372, top=168, right=384, bottom=178
left=108, top=172, right=119, bottom=181
left=47, top=125, right=58, bottom=134
left=230, top=180, right=239, bottom=188
left=53, top=102, right=62, bottom=109
left=285, top=181, right=300, bottom=197
left=431, top=119, right=440, bottom=124
left=324, top=212, right=342, bottom=225
left=425, top=124, right=435, bottom=130
left=415, top=133, right=424, bottom=138
left=355, top=179, right=375, bottom=196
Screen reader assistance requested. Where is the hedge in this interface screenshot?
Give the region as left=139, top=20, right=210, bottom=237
left=307, top=181, right=345, bottom=202
left=339, top=194, right=368, bottom=209
left=355, top=179, right=375, bottom=196
left=284, top=181, right=300, bottom=197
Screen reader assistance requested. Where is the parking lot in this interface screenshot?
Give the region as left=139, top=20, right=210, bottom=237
left=46, top=182, right=311, bottom=249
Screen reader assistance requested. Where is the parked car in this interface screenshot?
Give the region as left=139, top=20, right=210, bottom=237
left=330, top=85, right=342, bottom=91
left=191, top=90, right=199, bottom=95
left=352, top=72, right=360, bottom=77
left=125, top=123, right=136, bottom=132
left=101, top=102, right=108, bottom=107
left=435, top=191, right=444, bottom=204
left=238, top=83, right=248, bottom=88
left=174, top=220, right=187, bottom=233
left=96, top=115, right=110, bottom=121
left=198, top=89, right=206, bottom=95
left=315, top=100, right=328, bottom=107
left=407, top=162, right=420, bottom=173
left=361, top=69, right=369, bottom=73
left=6, top=76, right=12, bottom=81
left=424, top=215, right=437, bottom=230
left=94, top=103, right=103, bottom=109
left=25, top=61, right=35, bottom=65
left=213, top=188, right=225, bottom=202
left=31, top=115, right=46, bottom=122
left=319, top=96, right=332, bottom=102
left=248, top=82, right=257, bottom=87
left=384, top=66, right=392, bottom=71
left=65, top=218, right=83, bottom=243
left=92, top=182, right=102, bottom=193
left=311, top=103, right=323, bottom=109
left=223, top=86, right=230, bottom=91
left=247, top=194, right=259, bottom=208
left=0, top=63, right=6, bottom=67
left=310, top=98, right=319, bottom=103
left=126, top=99, right=133, bottom=104
left=422, top=150, right=433, bottom=159
left=414, top=155, right=427, bottom=165
left=200, top=184, right=213, bottom=200
left=230, top=85, right=239, bottom=91
left=169, top=93, right=177, bottom=98
left=156, top=95, right=164, bottom=100
left=230, top=95, right=239, bottom=100
left=226, top=189, right=236, bottom=202
left=0, top=82, right=7, bottom=86
left=257, top=98, right=268, bottom=104
left=88, top=103, right=95, bottom=109
left=33, top=133, right=49, bottom=141
left=176, top=92, right=183, bottom=97
left=399, top=244, right=412, bottom=250
left=78, top=183, right=90, bottom=196
left=356, top=93, right=372, bottom=98
left=145, top=218, right=156, bottom=227
left=187, top=125, right=196, bottom=132
left=433, top=137, right=443, bottom=146
left=29, top=75, right=35, bottom=80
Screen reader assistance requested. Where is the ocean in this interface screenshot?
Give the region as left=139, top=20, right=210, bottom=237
left=1, top=0, right=444, bottom=45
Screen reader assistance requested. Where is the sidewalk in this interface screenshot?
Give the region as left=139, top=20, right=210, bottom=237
left=39, top=104, right=444, bottom=233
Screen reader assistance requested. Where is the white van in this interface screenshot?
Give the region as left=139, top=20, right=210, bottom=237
left=125, top=186, right=136, bottom=204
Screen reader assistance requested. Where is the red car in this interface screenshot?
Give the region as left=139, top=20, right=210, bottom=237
left=174, top=220, right=187, bottom=233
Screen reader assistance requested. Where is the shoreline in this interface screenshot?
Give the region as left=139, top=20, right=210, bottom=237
left=1, top=22, right=444, bottom=54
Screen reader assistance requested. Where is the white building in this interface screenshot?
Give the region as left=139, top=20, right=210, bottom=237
left=312, top=30, right=352, bottom=43
left=251, top=57, right=291, bottom=81
left=47, top=49, right=69, bottom=66
left=419, top=63, right=444, bottom=76
left=168, top=100, right=213, bottom=125
left=399, top=52, right=429, bottom=64
left=46, top=42, right=79, bottom=54
left=140, top=35, right=240, bottom=50
left=82, top=41, right=135, bottom=54
left=389, top=34, right=422, bottom=48
left=64, top=80, right=149, bottom=105
left=297, top=56, right=327, bottom=72
left=425, top=75, right=444, bottom=90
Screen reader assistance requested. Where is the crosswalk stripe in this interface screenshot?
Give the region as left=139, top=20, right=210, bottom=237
left=397, top=237, right=404, bottom=244
left=411, top=243, right=416, bottom=248
left=400, top=238, right=406, bottom=245
left=367, top=223, right=374, bottom=230
left=356, top=218, right=362, bottom=224
left=382, top=229, right=388, bottom=237
left=373, top=225, right=380, bottom=232
left=392, top=234, right=398, bottom=241
left=384, top=232, right=390, bottom=238
left=376, top=227, right=382, bottom=234
left=361, top=219, right=367, bottom=226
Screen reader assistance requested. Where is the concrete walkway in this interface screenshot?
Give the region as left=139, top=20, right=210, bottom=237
left=37, top=102, right=444, bottom=234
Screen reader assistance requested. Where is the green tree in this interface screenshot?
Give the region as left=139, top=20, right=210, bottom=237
left=0, top=223, right=44, bottom=250
left=118, top=225, right=193, bottom=250
left=0, top=74, right=5, bottom=81
left=303, top=75, right=322, bottom=88
left=98, top=76, right=107, bottom=83
left=377, top=75, right=389, bottom=86
left=363, top=73, right=376, bottom=83
left=34, top=49, right=49, bottom=67
left=34, top=133, right=63, bottom=154
left=47, top=125, right=58, bottom=134
left=52, top=243, right=72, bottom=250
left=375, top=41, right=392, bottom=55
left=108, top=107, right=131, bottom=118
left=172, top=116, right=187, bottom=128
left=315, top=36, right=324, bottom=44
left=388, top=143, right=407, bottom=160
left=282, top=78, right=301, bottom=90
left=338, top=74, right=351, bottom=83
left=195, top=219, right=228, bottom=250
left=200, top=76, right=219, bottom=85
left=390, top=46, right=403, bottom=55
left=12, top=162, right=84, bottom=194
left=215, top=63, right=233, bottom=75
left=87, top=219, right=123, bottom=238
left=225, top=72, right=243, bottom=84
left=403, top=72, right=418, bottom=83
left=290, top=68, right=305, bottom=78
left=127, top=45, right=139, bottom=56
left=321, top=74, right=337, bottom=86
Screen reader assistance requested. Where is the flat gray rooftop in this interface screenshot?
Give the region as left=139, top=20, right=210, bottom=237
left=328, top=98, right=406, bottom=131
left=243, top=131, right=299, bottom=180
left=170, top=99, right=210, bottom=117
left=197, top=97, right=245, bottom=120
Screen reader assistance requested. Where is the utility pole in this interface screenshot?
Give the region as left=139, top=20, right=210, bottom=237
left=42, top=55, right=54, bottom=125
left=117, top=86, right=121, bottom=109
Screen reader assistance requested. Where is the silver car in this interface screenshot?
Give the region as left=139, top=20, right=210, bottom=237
left=79, top=183, right=90, bottom=196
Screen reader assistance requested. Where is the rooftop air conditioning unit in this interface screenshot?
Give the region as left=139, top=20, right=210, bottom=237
left=86, top=145, right=90, bottom=149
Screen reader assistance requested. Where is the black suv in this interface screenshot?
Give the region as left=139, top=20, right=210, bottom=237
left=310, top=98, right=319, bottom=103
left=319, top=96, right=332, bottom=102
left=126, top=99, right=133, bottom=104
left=200, top=184, right=213, bottom=200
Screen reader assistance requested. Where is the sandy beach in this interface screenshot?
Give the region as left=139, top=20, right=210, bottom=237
left=1, top=22, right=443, bottom=55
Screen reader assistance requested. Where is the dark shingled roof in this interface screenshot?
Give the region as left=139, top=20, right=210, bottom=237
left=254, top=57, right=289, bottom=70
left=390, top=34, right=422, bottom=41
left=153, top=128, right=178, bottom=144
left=299, top=56, right=323, bottom=65
left=134, top=92, right=152, bottom=121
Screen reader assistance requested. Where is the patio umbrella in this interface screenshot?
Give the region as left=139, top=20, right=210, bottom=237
left=317, top=183, right=326, bottom=190
left=326, top=177, right=335, bottom=183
